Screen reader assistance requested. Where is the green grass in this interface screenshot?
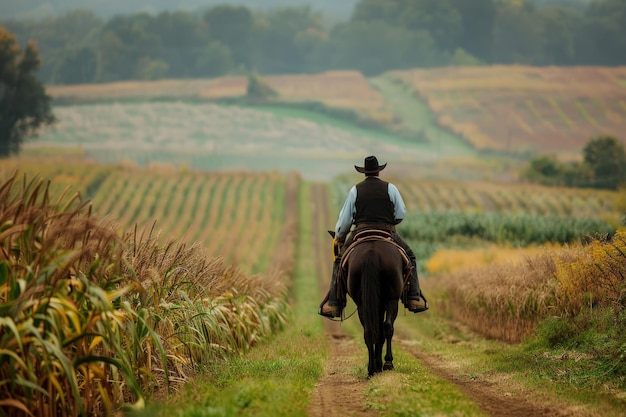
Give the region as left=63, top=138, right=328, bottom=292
left=370, top=75, right=473, bottom=155
left=144, top=331, right=325, bottom=417
left=334, top=309, right=488, bottom=416
left=365, top=348, right=487, bottom=417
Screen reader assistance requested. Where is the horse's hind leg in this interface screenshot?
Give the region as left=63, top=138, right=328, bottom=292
left=383, top=301, right=399, bottom=371
left=375, top=321, right=385, bottom=374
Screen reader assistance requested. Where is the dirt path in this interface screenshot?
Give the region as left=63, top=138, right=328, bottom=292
left=307, top=183, right=375, bottom=417
left=305, top=182, right=591, bottom=417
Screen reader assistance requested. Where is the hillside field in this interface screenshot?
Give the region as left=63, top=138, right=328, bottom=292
left=389, top=66, right=626, bottom=156
left=45, top=66, right=626, bottom=161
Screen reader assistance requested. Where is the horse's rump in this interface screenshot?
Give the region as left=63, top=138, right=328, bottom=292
left=339, top=234, right=410, bottom=300
left=345, top=239, right=404, bottom=303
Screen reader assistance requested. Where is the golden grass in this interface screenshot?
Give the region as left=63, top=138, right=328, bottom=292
left=434, top=230, right=626, bottom=344
left=390, top=66, right=626, bottom=96
left=426, top=243, right=562, bottom=275
left=48, top=78, right=221, bottom=101
left=435, top=247, right=581, bottom=343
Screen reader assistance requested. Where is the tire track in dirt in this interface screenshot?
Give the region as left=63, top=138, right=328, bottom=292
left=307, top=182, right=376, bottom=417
left=397, top=339, right=589, bottom=417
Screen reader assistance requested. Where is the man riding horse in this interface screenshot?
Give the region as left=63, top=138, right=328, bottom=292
left=319, top=155, right=429, bottom=319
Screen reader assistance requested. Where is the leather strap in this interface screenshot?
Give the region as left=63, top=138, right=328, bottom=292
left=354, top=222, right=396, bottom=232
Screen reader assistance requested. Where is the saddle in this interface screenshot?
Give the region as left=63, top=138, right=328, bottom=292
left=337, top=229, right=413, bottom=299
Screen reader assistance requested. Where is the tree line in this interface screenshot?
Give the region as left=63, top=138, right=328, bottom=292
left=522, top=136, right=626, bottom=190
left=1, top=0, right=624, bottom=85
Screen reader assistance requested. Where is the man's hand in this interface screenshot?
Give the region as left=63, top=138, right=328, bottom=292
left=332, top=237, right=343, bottom=260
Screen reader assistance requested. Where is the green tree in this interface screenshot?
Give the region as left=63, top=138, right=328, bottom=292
left=0, top=28, right=55, bottom=157
left=246, top=72, right=278, bottom=101
left=583, top=136, right=626, bottom=190
left=250, top=7, right=326, bottom=74
left=538, top=6, right=582, bottom=65
left=150, top=11, right=206, bottom=78
left=577, top=0, right=626, bottom=65
left=195, top=41, right=234, bottom=78
left=352, top=0, right=463, bottom=53
left=327, top=21, right=442, bottom=75
left=493, top=0, right=543, bottom=64
left=522, top=154, right=561, bottom=182
left=55, top=47, right=98, bottom=84
left=204, top=6, right=253, bottom=68
left=450, top=0, right=496, bottom=62
left=400, top=0, right=463, bottom=52
left=352, top=0, right=404, bottom=23
left=135, top=57, right=169, bottom=80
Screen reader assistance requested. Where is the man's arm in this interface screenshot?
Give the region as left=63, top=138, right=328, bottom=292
left=388, top=183, right=406, bottom=224
left=334, top=186, right=357, bottom=241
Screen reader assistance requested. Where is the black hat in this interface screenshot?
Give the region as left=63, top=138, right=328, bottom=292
left=354, top=155, right=387, bottom=174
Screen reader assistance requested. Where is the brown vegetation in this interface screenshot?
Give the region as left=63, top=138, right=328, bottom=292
left=434, top=230, right=626, bottom=343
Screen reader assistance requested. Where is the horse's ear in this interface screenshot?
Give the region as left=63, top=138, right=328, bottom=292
left=328, top=230, right=335, bottom=238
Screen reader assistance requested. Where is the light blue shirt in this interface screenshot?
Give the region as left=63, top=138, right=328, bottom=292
left=334, top=182, right=406, bottom=240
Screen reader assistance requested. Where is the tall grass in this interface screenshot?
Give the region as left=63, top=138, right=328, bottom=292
left=436, top=231, right=626, bottom=348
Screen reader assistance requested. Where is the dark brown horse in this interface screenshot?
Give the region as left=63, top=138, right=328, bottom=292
left=344, top=237, right=405, bottom=378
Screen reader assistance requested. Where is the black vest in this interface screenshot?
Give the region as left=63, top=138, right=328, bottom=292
left=354, top=177, right=395, bottom=225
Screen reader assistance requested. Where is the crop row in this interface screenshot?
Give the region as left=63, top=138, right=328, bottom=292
left=333, top=174, right=620, bottom=220
left=1, top=160, right=297, bottom=276
left=391, top=177, right=620, bottom=220
left=89, top=168, right=294, bottom=275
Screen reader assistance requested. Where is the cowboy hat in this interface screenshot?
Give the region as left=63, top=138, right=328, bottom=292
left=354, top=155, right=387, bottom=174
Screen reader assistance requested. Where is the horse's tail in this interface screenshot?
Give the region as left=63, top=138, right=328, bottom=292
left=361, top=251, right=381, bottom=344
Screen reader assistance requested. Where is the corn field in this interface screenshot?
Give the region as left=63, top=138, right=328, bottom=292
left=0, top=167, right=296, bottom=416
